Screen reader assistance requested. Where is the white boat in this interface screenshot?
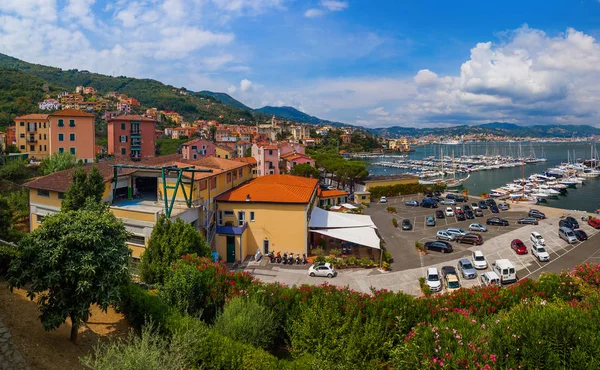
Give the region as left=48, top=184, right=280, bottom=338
left=532, top=192, right=549, bottom=198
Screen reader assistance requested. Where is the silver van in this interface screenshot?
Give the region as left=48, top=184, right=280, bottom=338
left=558, top=226, right=577, bottom=244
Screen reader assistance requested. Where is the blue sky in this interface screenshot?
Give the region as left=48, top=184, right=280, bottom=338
left=1, top=0, right=600, bottom=127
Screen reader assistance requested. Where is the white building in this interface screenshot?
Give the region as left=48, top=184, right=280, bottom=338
left=38, top=99, right=61, bottom=110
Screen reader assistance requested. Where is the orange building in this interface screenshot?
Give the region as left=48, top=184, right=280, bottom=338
left=48, top=109, right=96, bottom=163
left=13, top=114, right=50, bottom=159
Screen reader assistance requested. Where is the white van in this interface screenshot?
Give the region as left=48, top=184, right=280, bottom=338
left=480, top=271, right=501, bottom=287
left=492, top=259, right=517, bottom=284
left=558, top=227, right=577, bottom=244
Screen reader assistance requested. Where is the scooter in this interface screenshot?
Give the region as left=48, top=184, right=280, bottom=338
left=295, top=254, right=301, bottom=265
left=282, top=253, right=288, bottom=264
left=301, top=254, right=308, bottom=265
left=267, top=251, right=275, bottom=263
left=254, top=248, right=262, bottom=262
left=287, top=253, right=294, bottom=265
left=275, top=252, right=282, bottom=263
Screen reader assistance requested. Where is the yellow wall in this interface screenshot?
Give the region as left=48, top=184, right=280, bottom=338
left=364, top=177, right=418, bottom=190
left=128, top=243, right=146, bottom=259
left=215, top=146, right=234, bottom=159
left=29, top=188, right=63, bottom=208
left=111, top=208, right=157, bottom=223
left=215, top=202, right=308, bottom=261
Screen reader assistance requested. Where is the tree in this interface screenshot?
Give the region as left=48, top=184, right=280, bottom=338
left=3, top=144, right=20, bottom=154
left=39, top=152, right=78, bottom=175
left=245, top=147, right=252, bottom=157
left=0, top=197, right=12, bottom=237
left=6, top=206, right=131, bottom=342
left=61, top=166, right=105, bottom=211
left=290, top=163, right=320, bottom=178
left=0, top=160, right=30, bottom=183
left=209, top=126, right=217, bottom=143
left=139, top=216, right=211, bottom=285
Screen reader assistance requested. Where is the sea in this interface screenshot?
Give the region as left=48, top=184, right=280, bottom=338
left=364, top=141, right=600, bottom=213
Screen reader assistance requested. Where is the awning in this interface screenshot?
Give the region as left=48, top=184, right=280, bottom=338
left=311, top=228, right=380, bottom=250
left=309, top=206, right=376, bottom=229
left=340, top=203, right=358, bottom=210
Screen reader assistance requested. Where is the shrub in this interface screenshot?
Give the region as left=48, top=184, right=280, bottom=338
left=0, top=244, right=19, bottom=276
left=117, top=283, right=177, bottom=332
left=392, top=218, right=398, bottom=228
left=213, top=296, right=276, bottom=349
left=329, top=248, right=342, bottom=257
left=415, top=241, right=425, bottom=253
left=386, top=206, right=397, bottom=213
left=312, top=247, right=325, bottom=257
left=418, top=277, right=431, bottom=296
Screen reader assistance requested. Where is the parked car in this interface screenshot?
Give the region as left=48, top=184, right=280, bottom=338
left=441, top=265, right=458, bottom=279
left=308, top=263, right=336, bottom=278
left=441, top=266, right=461, bottom=293
left=531, top=244, right=550, bottom=262
left=426, top=216, right=436, bottom=227
left=380, top=196, right=388, bottom=203
left=457, top=258, right=477, bottom=279
left=434, top=190, right=441, bottom=197
left=498, top=203, right=509, bottom=211
left=478, top=200, right=488, bottom=209
left=426, top=267, right=442, bottom=292
left=517, top=217, right=539, bottom=225
left=480, top=271, right=501, bottom=287
left=445, top=207, right=455, bottom=217
left=471, top=203, right=480, bottom=210
left=463, top=205, right=472, bottom=212
left=559, top=219, right=574, bottom=229
left=465, top=210, right=475, bottom=219
left=492, top=259, right=517, bottom=284
left=436, top=230, right=456, bottom=241
left=421, top=199, right=438, bottom=208
left=559, top=226, right=578, bottom=244
left=405, top=200, right=419, bottom=207
left=456, top=233, right=483, bottom=245
left=425, top=241, right=454, bottom=253
left=446, top=194, right=456, bottom=200
left=446, top=228, right=467, bottom=237
left=455, top=196, right=466, bottom=203
left=490, top=205, right=500, bottom=213
left=565, top=216, right=580, bottom=229
left=511, top=239, right=528, bottom=255
left=456, top=212, right=466, bottom=221
left=402, top=219, right=413, bottom=230
left=469, top=223, right=487, bottom=232
left=474, top=209, right=484, bottom=217
left=487, top=217, right=509, bottom=226
left=486, top=199, right=497, bottom=206
left=435, top=209, right=445, bottom=219
left=530, top=231, right=545, bottom=246
left=455, top=206, right=462, bottom=212
left=574, top=229, right=588, bottom=241
left=588, top=218, right=600, bottom=229
left=472, top=250, right=488, bottom=269
left=528, top=209, right=546, bottom=219
left=440, top=199, right=456, bottom=205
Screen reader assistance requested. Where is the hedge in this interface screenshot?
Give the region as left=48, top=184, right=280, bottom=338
left=368, top=183, right=446, bottom=199
left=0, top=244, right=20, bottom=276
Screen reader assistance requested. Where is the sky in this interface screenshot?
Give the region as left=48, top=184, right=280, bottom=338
left=1, top=0, right=600, bottom=128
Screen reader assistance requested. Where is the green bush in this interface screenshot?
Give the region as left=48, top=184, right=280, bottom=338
left=0, top=244, right=19, bottom=276
left=213, top=296, right=276, bottom=349
left=418, top=277, right=431, bottom=296
left=386, top=206, right=397, bottom=213
left=312, top=247, right=325, bottom=257
left=329, top=248, right=341, bottom=257
left=392, top=218, right=398, bottom=227
left=117, top=283, right=177, bottom=332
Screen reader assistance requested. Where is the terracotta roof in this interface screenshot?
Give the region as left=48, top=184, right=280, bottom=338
left=107, top=115, right=156, bottom=122
left=233, top=157, right=257, bottom=164
left=318, top=189, right=349, bottom=198
left=215, top=144, right=236, bottom=153
left=182, top=138, right=211, bottom=147
left=285, top=154, right=312, bottom=162
left=14, top=114, right=49, bottom=120
left=215, top=175, right=318, bottom=204
left=49, top=109, right=95, bottom=117
left=189, top=156, right=246, bottom=171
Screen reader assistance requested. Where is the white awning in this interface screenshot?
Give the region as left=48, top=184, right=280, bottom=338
left=309, top=206, right=376, bottom=229
left=311, top=227, right=380, bottom=249
left=340, top=203, right=358, bottom=210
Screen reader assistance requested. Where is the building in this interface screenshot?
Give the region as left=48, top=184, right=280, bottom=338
left=5, top=126, right=16, bottom=147
left=75, top=86, right=84, bottom=94
left=181, top=139, right=216, bottom=160
left=280, top=152, right=315, bottom=172
left=116, top=102, right=131, bottom=113
left=214, top=175, right=319, bottom=262
left=84, top=86, right=96, bottom=95
left=318, top=189, right=349, bottom=208
left=22, top=155, right=254, bottom=259
left=13, top=114, right=50, bottom=159
left=252, top=143, right=280, bottom=176
left=164, top=111, right=183, bottom=124
left=48, top=110, right=96, bottom=162
left=340, top=134, right=352, bottom=145
left=38, top=99, right=61, bottom=110
left=215, top=144, right=236, bottom=159
left=291, top=125, right=311, bottom=142
left=107, top=115, right=156, bottom=160
left=236, top=141, right=253, bottom=158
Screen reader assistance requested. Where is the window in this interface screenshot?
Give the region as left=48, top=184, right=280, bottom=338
left=126, top=235, right=145, bottom=246
left=193, top=154, right=197, bottom=159
left=239, top=168, right=243, bottom=177
left=223, top=210, right=234, bottom=216
left=20, top=145, right=25, bottom=150
left=39, top=133, right=42, bottom=140
left=210, top=177, right=217, bottom=190
left=58, top=133, right=64, bottom=141
left=58, top=192, right=65, bottom=199
left=238, top=211, right=246, bottom=226
left=217, top=211, right=223, bottom=226
left=44, top=134, right=47, bottom=140
left=44, top=145, right=47, bottom=151
left=43, top=122, right=46, bottom=129
left=250, top=211, right=255, bottom=222
left=29, top=145, right=35, bottom=152
left=233, top=170, right=237, bottom=180
left=19, top=133, right=25, bottom=138
left=19, top=122, right=24, bottom=126
left=226, top=172, right=232, bottom=183
left=58, top=148, right=64, bottom=153
left=39, top=145, right=42, bottom=151
left=70, top=133, right=75, bottom=141
left=37, top=189, right=50, bottom=197
left=121, top=123, right=126, bottom=130
left=70, top=147, right=75, bottom=155
left=69, top=119, right=75, bottom=127
left=269, top=150, right=273, bottom=155
left=58, top=119, right=64, bottom=127
left=36, top=214, right=45, bottom=223
left=191, top=145, right=197, bottom=150
left=120, top=135, right=127, bottom=143
left=121, top=148, right=126, bottom=155
left=200, top=180, right=207, bottom=191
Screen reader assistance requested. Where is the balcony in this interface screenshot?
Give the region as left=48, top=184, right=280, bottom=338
left=27, top=138, right=37, bottom=144
left=130, top=130, right=141, bottom=137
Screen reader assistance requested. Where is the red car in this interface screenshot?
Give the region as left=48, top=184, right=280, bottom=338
left=511, top=239, right=527, bottom=255
left=588, top=218, right=600, bottom=229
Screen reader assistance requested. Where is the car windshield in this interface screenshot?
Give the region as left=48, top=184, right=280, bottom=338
left=538, top=247, right=546, bottom=253
left=535, top=235, right=543, bottom=240
left=428, top=274, right=439, bottom=281
left=448, top=281, right=460, bottom=289
left=474, top=255, right=485, bottom=261
left=462, top=263, right=474, bottom=270
left=567, top=231, right=575, bottom=237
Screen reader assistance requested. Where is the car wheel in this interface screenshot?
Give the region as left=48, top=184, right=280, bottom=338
left=310, top=272, right=315, bottom=277
left=327, top=273, right=333, bottom=278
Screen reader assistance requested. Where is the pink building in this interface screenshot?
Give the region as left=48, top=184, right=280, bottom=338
left=278, top=141, right=305, bottom=156
left=280, top=152, right=315, bottom=172
left=181, top=139, right=216, bottom=160
left=252, top=143, right=280, bottom=176
left=107, top=115, right=156, bottom=160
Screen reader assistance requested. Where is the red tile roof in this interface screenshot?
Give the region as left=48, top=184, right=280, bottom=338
left=215, top=175, right=318, bottom=204
left=107, top=115, right=156, bottom=122
left=49, top=109, right=95, bottom=117
left=233, top=157, right=257, bottom=164
left=318, top=189, right=349, bottom=198
left=14, top=114, right=49, bottom=120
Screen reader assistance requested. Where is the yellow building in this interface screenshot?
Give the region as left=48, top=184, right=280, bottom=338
left=23, top=154, right=253, bottom=259
left=13, top=114, right=50, bottom=159
left=214, top=175, right=319, bottom=263
left=215, top=144, right=236, bottom=159
left=317, top=189, right=349, bottom=208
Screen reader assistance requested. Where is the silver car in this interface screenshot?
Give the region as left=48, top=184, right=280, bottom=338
left=469, top=223, right=488, bottom=232
left=457, top=258, right=477, bottom=279
left=436, top=230, right=456, bottom=241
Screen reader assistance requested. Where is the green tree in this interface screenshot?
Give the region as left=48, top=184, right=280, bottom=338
left=245, top=147, right=252, bottom=157
left=209, top=126, right=217, bottom=143
left=6, top=206, right=131, bottom=342
left=61, top=166, right=105, bottom=211
left=0, top=160, right=30, bottom=183
left=290, top=163, right=320, bottom=178
left=39, top=152, right=78, bottom=175
left=139, top=216, right=211, bottom=285
left=3, top=144, right=20, bottom=154
left=0, top=197, right=12, bottom=237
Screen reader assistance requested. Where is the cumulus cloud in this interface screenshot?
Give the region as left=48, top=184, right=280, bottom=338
left=321, top=1, right=348, bottom=11
left=304, top=8, right=324, bottom=17
left=240, top=79, right=253, bottom=92
left=368, top=107, right=389, bottom=116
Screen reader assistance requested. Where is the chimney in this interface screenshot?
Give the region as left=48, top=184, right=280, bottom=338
left=246, top=194, right=251, bottom=202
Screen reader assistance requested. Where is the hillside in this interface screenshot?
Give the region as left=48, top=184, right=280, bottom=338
left=199, top=91, right=253, bottom=111
left=256, top=105, right=348, bottom=127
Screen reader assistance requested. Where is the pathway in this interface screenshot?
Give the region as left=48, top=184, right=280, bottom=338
left=0, top=317, right=28, bottom=370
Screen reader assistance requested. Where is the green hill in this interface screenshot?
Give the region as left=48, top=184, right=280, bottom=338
left=256, top=105, right=348, bottom=127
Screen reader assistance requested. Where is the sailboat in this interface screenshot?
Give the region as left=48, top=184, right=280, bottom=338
left=512, top=160, right=538, bottom=204
left=445, top=150, right=470, bottom=188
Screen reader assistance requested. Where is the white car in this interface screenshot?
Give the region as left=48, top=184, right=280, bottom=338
left=472, top=250, right=488, bottom=270
left=469, top=223, right=488, bottom=232
left=380, top=196, right=388, bottom=203
left=308, top=263, right=336, bottom=278
left=531, top=244, right=550, bottom=262
left=436, top=230, right=456, bottom=241
left=426, top=267, right=442, bottom=292
left=530, top=231, right=545, bottom=246
left=445, top=207, right=455, bottom=217
left=455, top=206, right=462, bottom=212
left=446, top=228, right=467, bottom=238
left=480, top=271, right=501, bottom=287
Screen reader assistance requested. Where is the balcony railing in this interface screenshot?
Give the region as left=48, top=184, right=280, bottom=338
left=130, top=130, right=141, bottom=135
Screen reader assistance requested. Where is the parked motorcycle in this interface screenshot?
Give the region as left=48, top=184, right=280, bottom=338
left=302, top=253, right=308, bottom=265
left=282, top=253, right=288, bottom=264
left=275, top=252, right=282, bottom=263
left=287, top=253, right=294, bottom=265
left=295, top=254, right=301, bottom=265
left=254, top=248, right=262, bottom=262
left=267, top=251, right=275, bottom=263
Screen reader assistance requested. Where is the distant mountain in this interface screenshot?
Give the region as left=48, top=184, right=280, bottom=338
left=198, top=91, right=253, bottom=111
left=369, top=122, right=600, bottom=138
left=256, top=106, right=350, bottom=127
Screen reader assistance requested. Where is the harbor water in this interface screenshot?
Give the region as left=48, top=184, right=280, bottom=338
left=365, top=141, right=600, bottom=213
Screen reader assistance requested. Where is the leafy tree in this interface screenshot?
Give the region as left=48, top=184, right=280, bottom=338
left=140, top=216, right=211, bottom=285
left=39, top=152, right=78, bottom=175
left=6, top=206, right=131, bottom=342
left=61, top=166, right=105, bottom=211
left=0, top=197, right=12, bottom=237
left=290, top=163, right=320, bottom=178
left=3, top=144, right=20, bottom=154
left=0, top=189, right=28, bottom=242
left=209, top=126, right=217, bottom=142
left=245, top=147, right=252, bottom=157
left=0, top=160, right=30, bottom=183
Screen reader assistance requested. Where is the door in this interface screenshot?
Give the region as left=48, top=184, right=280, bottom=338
left=263, top=239, right=269, bottom=254
left=238, top=211, right=246, bottom=226
left=226, top=236, right=236, bottom=263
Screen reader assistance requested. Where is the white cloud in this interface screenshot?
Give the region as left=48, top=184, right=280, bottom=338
left=304, top=8, right=324, bottom=17
left=240, top=79, right=253, bottom=92
left=0, top=0, right=57, bottom=21
left=228, top=85, right=237, bottom=94
left=414, top=69, right=439, bottom=87
left=65, top=0, right=97, bottom=31
left=368, top=107, right=389, bottom=116
left=321, top=1, right=348, bottom=11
